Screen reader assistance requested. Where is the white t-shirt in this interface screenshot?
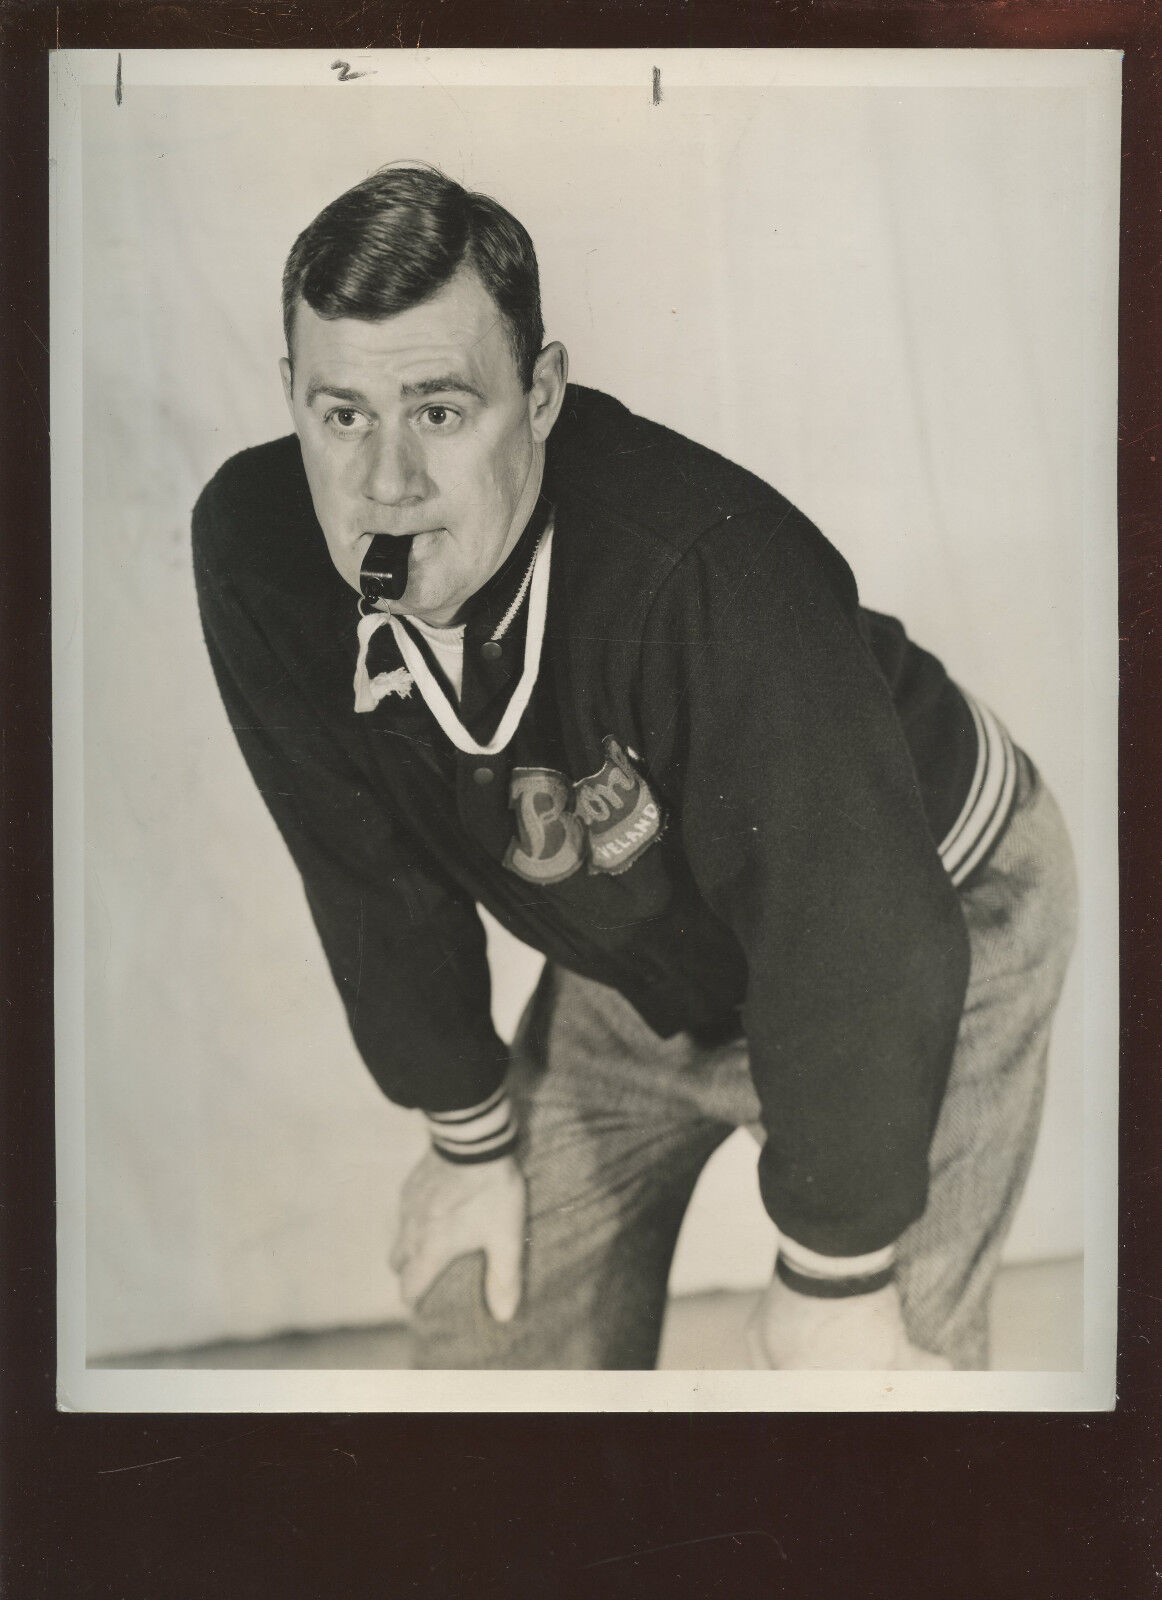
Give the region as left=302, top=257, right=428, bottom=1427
left=405, top=616, right=466, bottom=701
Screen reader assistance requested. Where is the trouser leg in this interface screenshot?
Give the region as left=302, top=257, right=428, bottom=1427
left=893, top=754, right=1079, bottom=1368
left=412, top=753, right=1077, bottom=1372
left=683, top=752, right=1078, bottom=1370
left=410, top=967, right=733, bottom=1369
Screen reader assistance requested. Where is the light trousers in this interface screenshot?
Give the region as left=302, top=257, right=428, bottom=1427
left=412, top=752, right=1077, bottom=1370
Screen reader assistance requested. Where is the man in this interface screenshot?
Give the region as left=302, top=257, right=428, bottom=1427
left=193, top=164, right=1077, bottom=1371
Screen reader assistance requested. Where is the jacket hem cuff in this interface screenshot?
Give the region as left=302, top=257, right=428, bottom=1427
left=778, top=1235, right=897, bottom=1279
left=424, top=1085, right=517, bottom=1164
left=775, top=1254, right=895, bottom=1299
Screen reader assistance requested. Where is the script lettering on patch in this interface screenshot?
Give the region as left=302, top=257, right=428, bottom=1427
left=505, top=767, right=587, bottom=883
left=503, top=736, right=665, bottom=884
left=573, top=737, right=664, bottom=875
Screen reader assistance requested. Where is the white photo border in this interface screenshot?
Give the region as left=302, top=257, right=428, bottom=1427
left=52, top=45, right=1121, bottom=1413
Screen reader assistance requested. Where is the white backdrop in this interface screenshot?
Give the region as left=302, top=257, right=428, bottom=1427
left=76, top=63, right=1103, bottom=1360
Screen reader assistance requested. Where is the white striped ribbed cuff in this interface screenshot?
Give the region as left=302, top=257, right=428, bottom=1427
left=425, top=1085, right=518, bottom=1165
left=938, top=693, right=1019, bottom=887
left=778, top=1234, right=897, bottom=1281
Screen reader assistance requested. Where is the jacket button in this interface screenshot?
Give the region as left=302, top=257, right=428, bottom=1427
left=480, top=640, right=502, bottom=661
left=472, top=765, right=495, bottom=786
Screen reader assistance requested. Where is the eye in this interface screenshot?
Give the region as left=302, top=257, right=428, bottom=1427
left=418, top=404, right=462, bottom=431
left=324, top=407, right=372, bottom=435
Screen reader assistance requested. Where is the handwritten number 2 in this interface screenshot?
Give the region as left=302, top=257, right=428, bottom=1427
left=331, top=60, right=368, bottom=82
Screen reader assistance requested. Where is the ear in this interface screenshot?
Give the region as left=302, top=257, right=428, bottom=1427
left=527, top=342, right=568, bottom=444
left=279, top=357, right=295, bottom=423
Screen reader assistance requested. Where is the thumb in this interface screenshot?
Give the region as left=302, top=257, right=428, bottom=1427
left=483, top=1229, right=524, bottom=1324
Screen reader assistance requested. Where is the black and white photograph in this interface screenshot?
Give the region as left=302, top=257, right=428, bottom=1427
left=51, top=48, right=1119, bottom=1411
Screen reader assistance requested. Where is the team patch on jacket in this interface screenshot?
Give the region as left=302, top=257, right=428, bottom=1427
left=504, top=736, right=664, bottom=884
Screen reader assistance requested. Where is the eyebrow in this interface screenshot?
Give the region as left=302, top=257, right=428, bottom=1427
left=303, top=382, right=371, bottom=408
left=399, top=375, right=486, bottom=403
left=303, top=376, right=486, bottom=407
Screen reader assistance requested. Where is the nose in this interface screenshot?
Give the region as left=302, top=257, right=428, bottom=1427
left=363, top=421, right=430, bottom=507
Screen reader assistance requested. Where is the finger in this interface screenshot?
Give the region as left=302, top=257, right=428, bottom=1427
left=388, top=1222, right=412, bottom=1274
left=743, top=1317, right=771, bottom=1370
left=389, top=1200, right=431, bottom=1274
left=483, top=1232, right=523, bottom=1323
left=399, top=1242, right=455, bottom=1309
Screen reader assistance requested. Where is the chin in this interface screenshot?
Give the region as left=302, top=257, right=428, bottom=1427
left=414, top=592, right=465, bottom=626
left=407, top=565, right=460, bottom=610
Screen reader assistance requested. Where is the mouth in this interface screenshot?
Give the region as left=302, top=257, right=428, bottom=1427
left=358, top=529, right=443, bottom=591
left=362, top=526, right=444, bottom=543
left=359, top=531, right=424, bottom=604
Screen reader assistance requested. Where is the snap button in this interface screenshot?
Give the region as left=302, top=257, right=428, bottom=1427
left=480, top=640, right=503, bottom=661
left=472, top=765, right=495, bottom=786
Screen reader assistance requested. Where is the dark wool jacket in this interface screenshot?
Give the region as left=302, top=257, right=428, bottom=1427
left=193, top=384, right=999, bottom=1256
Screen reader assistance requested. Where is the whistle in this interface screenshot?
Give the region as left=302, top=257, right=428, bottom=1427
left=360, top=533, right=416, bottom=605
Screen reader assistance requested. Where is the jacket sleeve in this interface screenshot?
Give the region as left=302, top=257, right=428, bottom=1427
left=192, top=484, right=508, bottom=1117
left=638, top=499, right=971, bottom=1255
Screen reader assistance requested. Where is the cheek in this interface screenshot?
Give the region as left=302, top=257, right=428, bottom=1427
left=431, top=464, right=505, bottom=545
left=301, top=441, right=357, bottom=518
left=453, top=431, right=531, bottom=515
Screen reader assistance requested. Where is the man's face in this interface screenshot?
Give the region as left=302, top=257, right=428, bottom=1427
left=282, top=269, right=565, bottom=626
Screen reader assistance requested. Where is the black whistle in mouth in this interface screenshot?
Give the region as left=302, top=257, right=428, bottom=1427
left=359, top=533, right=416, bottom=605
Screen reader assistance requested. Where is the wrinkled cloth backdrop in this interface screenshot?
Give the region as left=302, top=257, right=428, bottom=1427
left=80, top=77, right=1090, bottom=1359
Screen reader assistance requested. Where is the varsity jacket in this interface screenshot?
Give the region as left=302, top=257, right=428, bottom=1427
left=193, top=384, right=1017, bottom=1257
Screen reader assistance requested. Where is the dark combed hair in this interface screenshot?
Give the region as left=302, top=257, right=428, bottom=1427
left=282, top=164, right=544, bottom=389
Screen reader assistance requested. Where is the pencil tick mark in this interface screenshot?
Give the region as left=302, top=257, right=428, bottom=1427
left=652, top=66, right=662, bottom=106
left=331, top=60, right=371, bottom=82
left=115, top=53, right=122, bottom=106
